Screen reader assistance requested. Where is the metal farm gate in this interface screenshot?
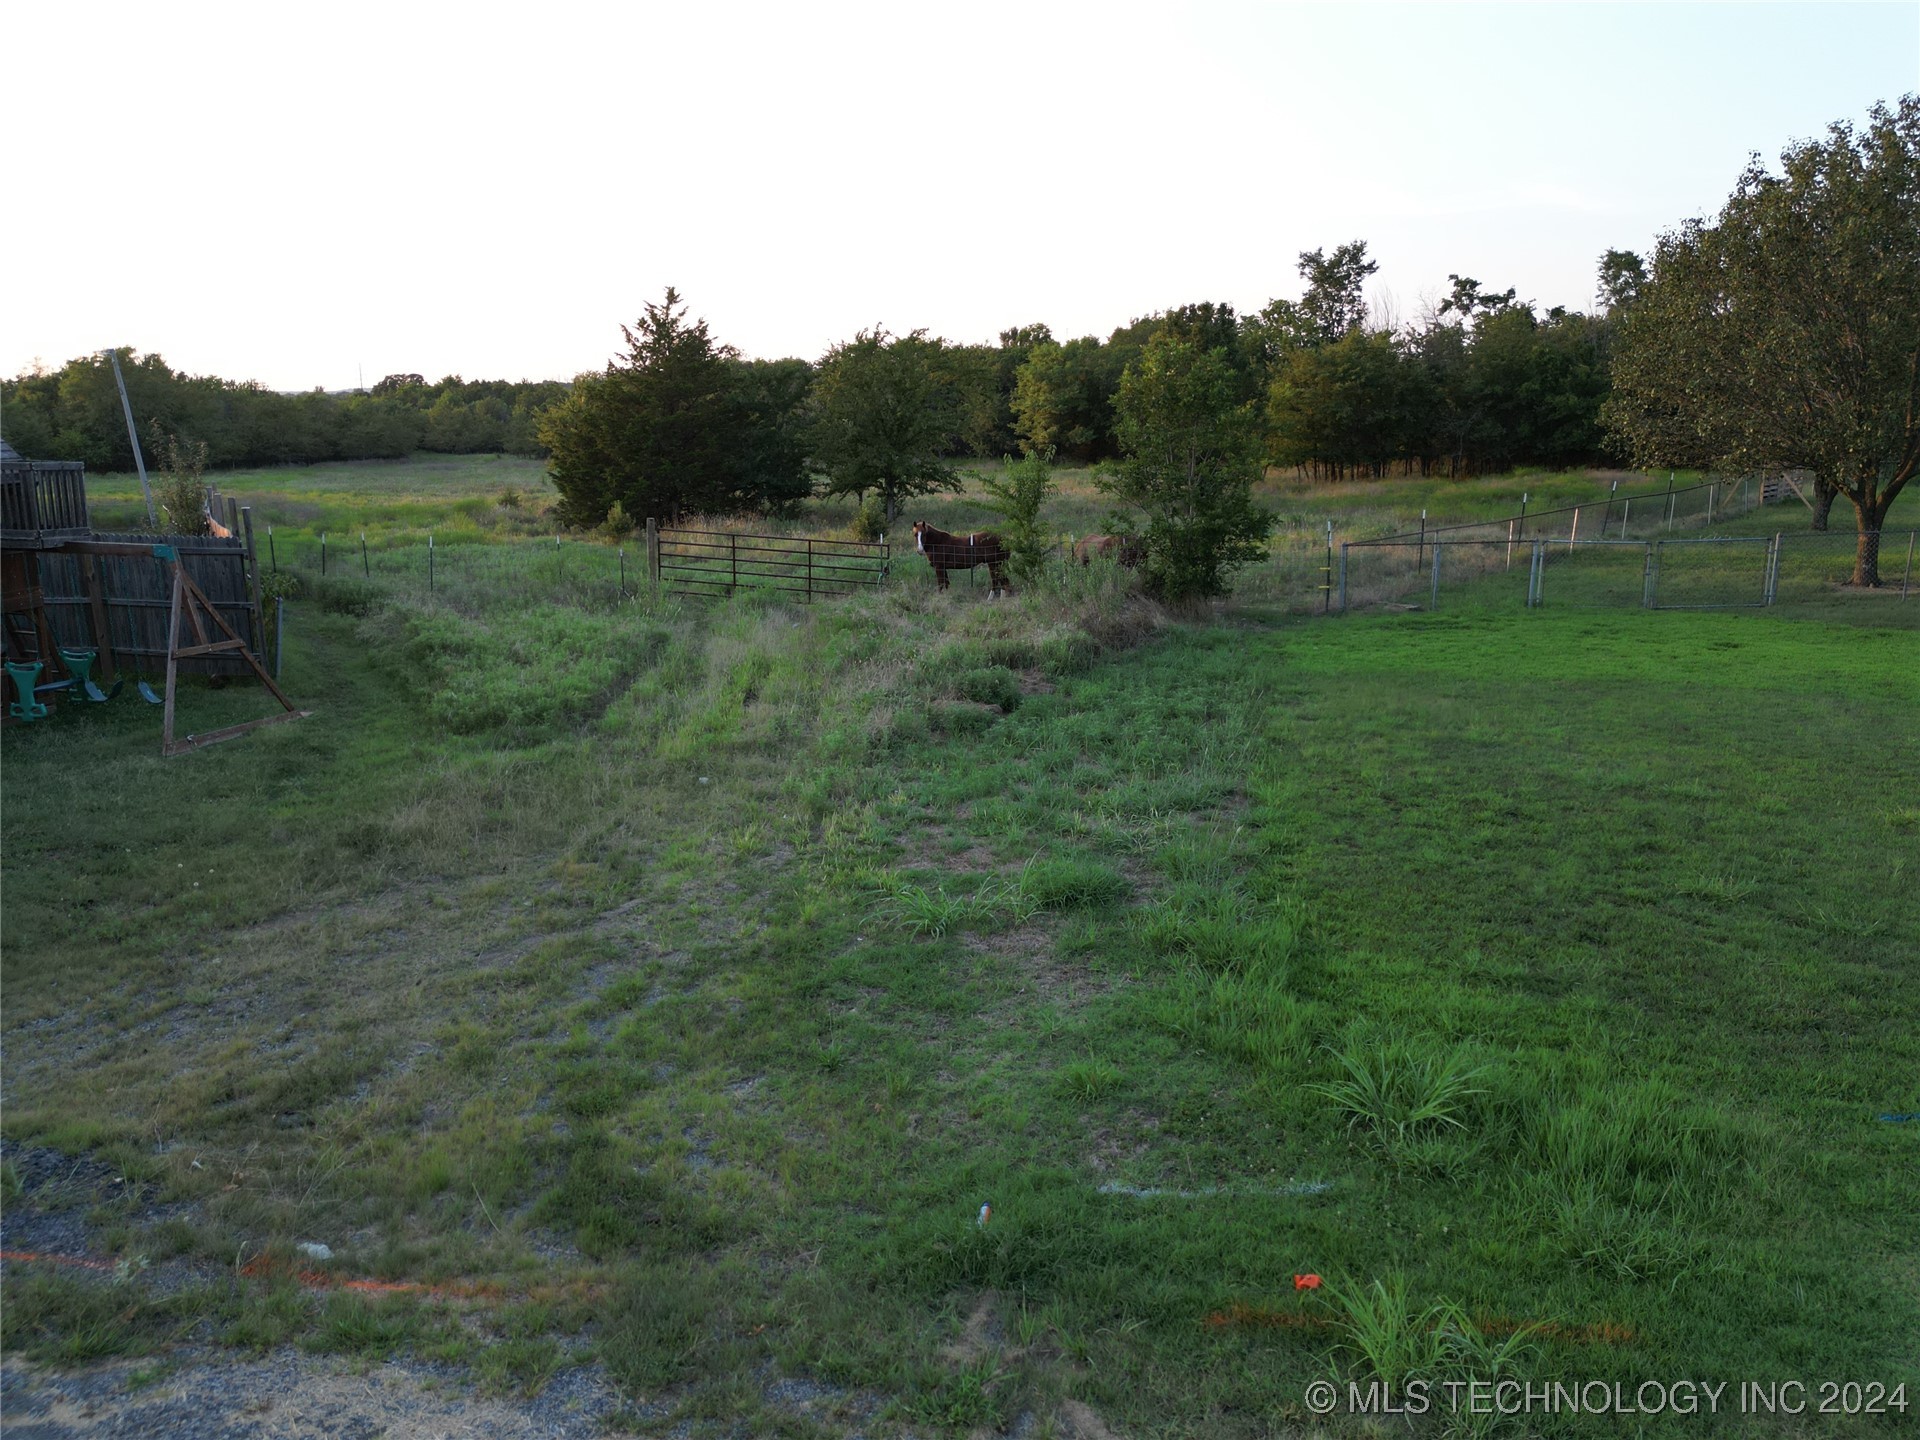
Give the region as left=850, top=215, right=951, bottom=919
left=648, top=522, right=889, bottom=601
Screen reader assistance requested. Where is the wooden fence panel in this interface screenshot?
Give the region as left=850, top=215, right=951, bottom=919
left=37, top=534, right=258, bottom=676
left=1, top=461, right=91, bottom=539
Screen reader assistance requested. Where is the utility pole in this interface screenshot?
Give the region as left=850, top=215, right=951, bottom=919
left=106, top=349, right=157, bottom=526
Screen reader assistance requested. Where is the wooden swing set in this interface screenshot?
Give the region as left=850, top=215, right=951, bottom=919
left=4, top=538, right=308, bottom=755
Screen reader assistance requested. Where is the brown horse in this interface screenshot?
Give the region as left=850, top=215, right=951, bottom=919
left=913, top=521, right=1013, bottom=597
left=1074, top=534, right=1144, bottom=568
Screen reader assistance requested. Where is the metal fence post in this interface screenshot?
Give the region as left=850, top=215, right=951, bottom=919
left=1666, top=473, right=1676, bottom=532
left=1901, top=532, right=1915, bottom=600
left=646, top=517, right=660, bottom=588
left=1338, top=543, right=1348, bottom=613
left=1531, top=540, right=1545, bottom=607
left=730, top=532, right=738, bottom=592
left=807, top=537, right=815, bottom=602
left=1417, top=510, right=1427, bottom=573
left=1568, top=507, right=1580, bottom=553
left=1621, top=498, right=1631, bottom=540
left=241, top=506, right=265, bottom=658
left=1429, top=541, right=1442, bottom=611
left=268, top=524, right=276, bottom=573
left=1642, top=540, right=1657, bottom=609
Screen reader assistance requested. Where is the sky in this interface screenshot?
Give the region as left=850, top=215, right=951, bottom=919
left=7, top=1, right=1916, bottom=392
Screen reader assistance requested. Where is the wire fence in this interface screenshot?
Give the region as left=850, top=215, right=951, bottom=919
left=1337, top=529, right=1916, bottom=613
left=257, top=472, right=1909, bottom=622
left=266, top=524, right=894, bottom=612
left=1373, top=471, right=1782, bottom=548
left=269, top=530, right=641, bottom=611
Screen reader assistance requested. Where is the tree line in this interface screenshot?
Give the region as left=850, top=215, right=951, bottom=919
left=533, top=246, right=1639, bottom=530
left=3, top=244, right=1626, bottom=491
left=0, top=356, right=566, bottom=472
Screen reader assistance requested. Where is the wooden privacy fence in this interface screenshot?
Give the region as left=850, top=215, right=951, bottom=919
left=35, top=533, right=261, bottom=676
left=649, top=522, right=889, bottom=601
left=1, top=460, right=91, bottom=540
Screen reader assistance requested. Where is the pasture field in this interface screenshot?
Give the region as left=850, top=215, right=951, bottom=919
left=4, top=465, right=1917, bottom=1437
left=81, top=452, right=1699, bottom=559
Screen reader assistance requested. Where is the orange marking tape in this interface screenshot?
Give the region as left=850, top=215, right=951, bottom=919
left=3, top=1247, right=589, bottom=1306
left=238, top=1253, right=512, bottom=1301
left=2, top=1249, right=117, bottom=1272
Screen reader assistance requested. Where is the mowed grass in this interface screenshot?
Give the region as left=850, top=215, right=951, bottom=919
left=3, top=502, right=1917, bottom=1434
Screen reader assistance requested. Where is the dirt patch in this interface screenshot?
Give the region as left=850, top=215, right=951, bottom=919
left=1079, top=1110, right=1164, bottom=1177
left=939, top=1291, right=1003, bottom=1366
left=0, top=1351, right=623, bottom=1440
left=1056, top=1397, right=1127, bottom=1440
left=964, top=926, right=1115, bottom=1011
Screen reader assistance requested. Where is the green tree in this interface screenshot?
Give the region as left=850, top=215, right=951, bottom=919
left=1596, top=249, right=1647, bottom=315
left=1101, top=334, right=1273, bottom=601
left=726, top=357, right=815, bottom=514
left=1011, top=337, right=1126, bottom=460
left=942, top=343, right=1012, bottom=457
left=1605, top=98, right=1919, bottom=583
left=540, top=289, right=774, bottom=525
left=1267, top=330, right=1430, bottom=480
left=979, top=450, right=1057, bottom=585
left=1295, top=241, right=1379, bottom=344
left=1245, top=242, right=1378, bottom=384
left=810, top=328, right=964, bottom=523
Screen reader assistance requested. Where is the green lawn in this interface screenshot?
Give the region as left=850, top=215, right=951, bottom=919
left=3, top=497, right=1915, bottom=1435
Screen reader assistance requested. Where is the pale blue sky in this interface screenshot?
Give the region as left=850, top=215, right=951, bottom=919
left=7, top=1, right=1915, bottom=391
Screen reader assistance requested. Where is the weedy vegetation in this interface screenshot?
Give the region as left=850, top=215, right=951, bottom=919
left=3, top=455, right=1916, bottom=1436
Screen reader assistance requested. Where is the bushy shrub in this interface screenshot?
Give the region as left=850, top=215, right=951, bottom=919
left=851, top=496, right=887, bottom=543
left=956, top=666, right=1020, bottom=712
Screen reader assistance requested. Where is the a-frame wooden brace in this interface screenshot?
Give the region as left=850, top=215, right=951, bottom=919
left=162, top=557, right=309, bottom=757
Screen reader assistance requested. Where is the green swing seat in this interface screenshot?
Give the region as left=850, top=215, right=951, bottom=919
left=6, top=661, right=51, bottom=721
left=58, top=648, right=123, bottom=703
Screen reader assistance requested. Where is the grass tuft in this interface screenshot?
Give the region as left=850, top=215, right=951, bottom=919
left=1310, top=1037, right=1486, bottom=1150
